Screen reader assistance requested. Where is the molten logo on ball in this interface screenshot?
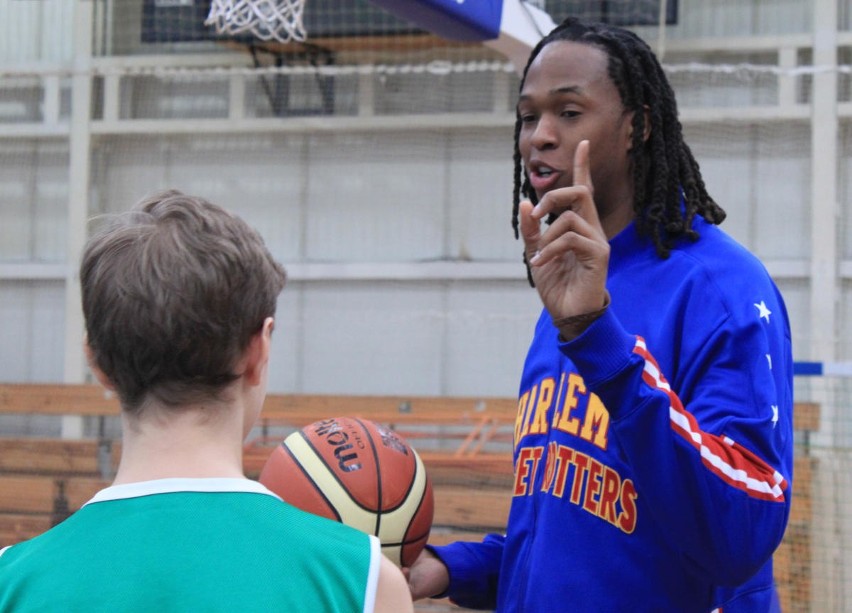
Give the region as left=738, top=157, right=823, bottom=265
left=312, top=418, right=365, bottom=472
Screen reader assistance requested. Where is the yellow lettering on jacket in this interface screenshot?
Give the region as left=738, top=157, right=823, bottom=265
left=529, top=378, right=555, bottom=434
left=517, top=371, right=610, bottom=452
left=519, top=441, right=639, bottom=534
left=514, top=390, right=532, bottom=446
left=554, top=373, right=585, bottom=435
left=513, top=446, right=544, bottom=497
left=580, top=393, right=609, bottom=450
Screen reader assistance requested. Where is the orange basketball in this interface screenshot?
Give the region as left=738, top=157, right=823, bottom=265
left=259, top=416, right=434, bottom=567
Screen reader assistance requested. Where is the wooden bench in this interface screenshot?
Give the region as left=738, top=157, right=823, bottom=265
left=0, top=384, right=512, bottom=612
left=0, top=438, right=118, bottom=477
left=774, top=401, right=820, bottom=613
left=0, top=474, right=110, bottom=546
left=0, top=385, right=516, bottom=553
left=0, top=384, right=819, bottom=613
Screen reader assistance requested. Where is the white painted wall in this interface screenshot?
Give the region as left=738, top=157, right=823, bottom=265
left=0, top=0, right=74, bottom=64
left=83, top=127, right=538, bottom=397
left=0, top=0, right=847, bottom=395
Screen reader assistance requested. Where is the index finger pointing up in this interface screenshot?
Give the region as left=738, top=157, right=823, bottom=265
left=573, top=140, right=593, bottom=193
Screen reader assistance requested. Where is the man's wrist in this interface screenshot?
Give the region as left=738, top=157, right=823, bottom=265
left=552, top=291, right=611, bottom=342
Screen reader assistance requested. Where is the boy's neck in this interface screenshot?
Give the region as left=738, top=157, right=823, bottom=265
left=112, top=402, right=247, bottom=485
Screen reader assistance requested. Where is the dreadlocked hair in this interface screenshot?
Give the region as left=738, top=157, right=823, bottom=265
left=511, top=17, right=726, bottom=262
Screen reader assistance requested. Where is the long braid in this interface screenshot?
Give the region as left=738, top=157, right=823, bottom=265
left=512, top=31, right=555, bottom=224
left=512, top=119, right=524, bottom=240
left=511, top=17, right=726, bottom=268
left=512, top=35, right=553, bottom=282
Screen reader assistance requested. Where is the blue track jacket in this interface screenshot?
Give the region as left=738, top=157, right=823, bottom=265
left=432, top=218, right=793, bottom=612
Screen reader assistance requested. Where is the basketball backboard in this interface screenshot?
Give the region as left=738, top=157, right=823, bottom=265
left=368, top=0, right=557, bottom=73
left=143, top=0, right=557, bottom=73
left=367, top=1, right=680, bottom=72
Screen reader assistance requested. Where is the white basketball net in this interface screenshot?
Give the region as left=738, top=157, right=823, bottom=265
left=205, top=0, right=307, bottom=43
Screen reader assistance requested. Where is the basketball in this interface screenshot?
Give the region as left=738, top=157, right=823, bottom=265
left=259, top=416, right=434, bottom=567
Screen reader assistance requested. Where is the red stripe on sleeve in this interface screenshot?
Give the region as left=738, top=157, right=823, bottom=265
left=633, top=337, right=786, bottom=502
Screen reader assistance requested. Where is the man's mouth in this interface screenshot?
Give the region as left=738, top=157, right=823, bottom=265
left=528, top=164, right=561, bottom=194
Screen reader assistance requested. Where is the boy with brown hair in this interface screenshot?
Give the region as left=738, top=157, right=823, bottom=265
left=0, top=190, right=412, bottom=613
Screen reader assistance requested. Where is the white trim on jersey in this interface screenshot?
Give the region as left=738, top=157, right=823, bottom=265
left=83, top=477, right=282, bottom=506
left=362, top=535, right=382, bottom=613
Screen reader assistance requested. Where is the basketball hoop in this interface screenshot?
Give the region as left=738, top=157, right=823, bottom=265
left=205, top=0, right=307, bottom=44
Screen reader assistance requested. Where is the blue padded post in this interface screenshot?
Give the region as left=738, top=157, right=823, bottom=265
left=368, top=0, right=503, bottom=42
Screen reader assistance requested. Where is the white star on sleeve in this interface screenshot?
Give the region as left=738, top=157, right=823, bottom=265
left=754, top=301, right=772, bottom=323
left=771, top=405, right=779, bottom=427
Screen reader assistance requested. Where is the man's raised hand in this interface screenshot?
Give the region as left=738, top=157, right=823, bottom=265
left=519, top=140, right=610, bottom=328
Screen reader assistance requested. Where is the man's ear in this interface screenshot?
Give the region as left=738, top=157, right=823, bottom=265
left=84, top=341, right=115, bottom=392
left=242, top=317, right=274, bottom=386
left=641, top=104, right=651, bottom=142
left=625, top=106, right=652, bottom=151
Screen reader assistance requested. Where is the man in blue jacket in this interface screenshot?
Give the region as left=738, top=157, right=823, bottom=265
left=407, top=17, right=793, bottom=613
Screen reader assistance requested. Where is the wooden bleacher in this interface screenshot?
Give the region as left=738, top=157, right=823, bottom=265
left=0, top=383, right=518, bottom=536
left=774, top=401, right=820, bottom=613
left=0, top=384, right=818, bottom=613
left=0, top=384, right=516, bottom=612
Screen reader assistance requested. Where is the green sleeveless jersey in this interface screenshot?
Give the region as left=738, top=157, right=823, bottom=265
left=0, top=478, right=380, bottom=612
